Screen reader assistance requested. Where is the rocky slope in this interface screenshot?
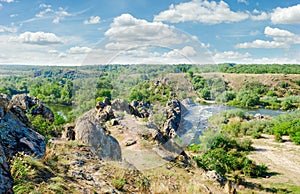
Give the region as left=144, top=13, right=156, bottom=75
left=0, top=94, right=52, bottom=193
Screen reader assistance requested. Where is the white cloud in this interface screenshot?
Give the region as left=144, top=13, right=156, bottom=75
left=264, top=26, right=294, bottom=38
left=214, top=51, right=251, bottom=60
left=67, top=46, right=92, bottom=54
left=39, top=4, right=51, bottom=8
left=48, top=49, right=59, bottom=54
left=236, top=26, right=300, bottom=49
left=83, top=16, right=101, bottom=25
left=250, top=11, right=269, bottom=21
left=0, top=0, right=14, bottom=3
left=0, top=3, right=2, bottom=8
left=237, top=0, right=247, bottom=4
left=10, top=31, right=62, bottom=45
left=105, top=14, right=184, bottom=47
left=84, top=14, right=214, bottom=65
left=10, top=14, right=18, bottom=18
left=36, top=8, right=53, bottom=18
left=0, top=25, right=17, bottom=33
left=271, top=4, right=300, bottom=24
left=154, top=0, right=249, bottom=24
left=236, top=39, right=288, bottom=49
left=36, top=6, right=72, bottom=24
left=163, top=46, right=197, bottom=58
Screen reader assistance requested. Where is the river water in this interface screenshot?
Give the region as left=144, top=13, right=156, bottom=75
left=180, top=103, right=286, bottom=146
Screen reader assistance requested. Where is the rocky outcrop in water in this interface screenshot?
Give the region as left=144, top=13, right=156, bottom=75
left=74, top=110, right=122, bottom=161
left=0, top=94, right=46, bottom=193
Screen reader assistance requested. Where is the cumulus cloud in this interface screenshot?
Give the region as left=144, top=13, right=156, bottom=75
left=0, top=25, right=17, bottom=33
left=67, top=46, right=92, bottom=54
left=83, top=16, right=101, bottom=24
left=214, top=51, right=251, bottom=60
left=236, top=39, right=288, bottom=49
left=10, top=31, right=62, bottom=45
left=163, top=46, right=197, bottom=58
left=271, top=4, right=300, bottom=24
left=105, top=14, right=185, bottom=47
left=236, top=26, right=300, bottom=49
left=154, top=0, right=249, bottom=24
left=82, top=14, right=214, bottom=65
left=250, top=10, right=270, bottom=21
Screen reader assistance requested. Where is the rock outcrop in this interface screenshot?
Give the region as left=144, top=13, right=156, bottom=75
left=74, top=110, right=122, bottom=161
left=111, top=99, right=149, bottom=118
left=11, top=94, right=54, bottom=122
left=0, top=94, right=46, bottom=193
left=162, top=99, right=187, bottom=138
left=0, top=95, right=46, bottom=158
left=0, top=144, right=13, bottom=194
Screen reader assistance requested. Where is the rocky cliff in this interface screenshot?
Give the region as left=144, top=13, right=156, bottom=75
left=0, top=94, right=47, bottom=193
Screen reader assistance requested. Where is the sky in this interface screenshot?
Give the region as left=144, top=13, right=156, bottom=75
left=0, top=0, right=299, bottom=65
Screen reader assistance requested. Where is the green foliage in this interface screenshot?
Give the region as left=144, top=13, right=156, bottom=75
left=152, top=111, right=167, bottom=128
left=190, top=75, right=227, bottom=100
left=229, top=90, right=260, bottom=108
left=129, top=80, right=172, bottom=104
left=11, top=152, right=35, bottom=184
left=112, top=178, right=126, bottom=190
left=216, top=91, right=235, bottom=104
left=0, top=87, right=11, bottom=95
left=217, top=64, right=300, bottom=74
left=193, top=134, right=265, bottom=177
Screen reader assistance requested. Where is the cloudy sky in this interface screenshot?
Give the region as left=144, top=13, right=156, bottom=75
left=0, top=0, right=299, bottom=65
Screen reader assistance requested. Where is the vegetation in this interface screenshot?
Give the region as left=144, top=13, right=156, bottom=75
left=210, top=109, right=300, bottom=145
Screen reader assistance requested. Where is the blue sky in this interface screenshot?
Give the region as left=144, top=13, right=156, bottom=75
left=0, top=0, right=299, bottom=65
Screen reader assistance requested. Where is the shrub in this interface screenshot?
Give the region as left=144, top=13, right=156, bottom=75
left=112, top=178, right=126, bottom=190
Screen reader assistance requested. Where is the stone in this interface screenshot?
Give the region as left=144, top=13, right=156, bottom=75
left=62, top=123, right=76, bottom=141
left=125, top=139, right=136, bottom=146
left=110, top=119, right=119, bottom=126
left=0, top=144, right=13, bottom=194
left=31, top=103, right=54, bottom=123
left=74, top=110, right=122, bottom=161
left=103, top=97, right=111, bottom=106
left=111, top=99, right=131, bottom=114
left=204, top=170, right=224, bottom=184
left=0, top=94, right=46, bottom=194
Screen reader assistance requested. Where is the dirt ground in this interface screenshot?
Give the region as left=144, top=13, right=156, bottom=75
left=247, top=134, right=300, bottom=190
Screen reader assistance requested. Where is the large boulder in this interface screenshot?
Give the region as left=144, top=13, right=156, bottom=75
left=0, top=94, right=46, bottom=193
left=31, top=103, right=54, bottom=123
left=11, top=94, right=54, bottom=123
left=0, top=96, right=46, bottom=159
left=111, top=99, right=131, bottom=114
left=11, top=94, right=38, bottom=112
left=74, top=110, right=122, bottom=161
left=0, top=144, right=13, bottom=194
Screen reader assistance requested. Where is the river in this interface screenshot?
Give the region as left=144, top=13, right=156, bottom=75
left=180, top=103, right=286, bottom=146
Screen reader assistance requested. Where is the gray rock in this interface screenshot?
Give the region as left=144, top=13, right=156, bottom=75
left=62, top=123, right=76, bottom=140
left=204, top=170, right=224, bottom=184
left=31, top=103, right=54, bottom=123
left=125, top=139, right=136, bottom=146
left=74, top=110, right=122, bottom=161
left=0, top=94, right=46, bottom=194
left=111, top=99, right=130, bottom=114
left=0, top=144, right=13, bottom=194
left=0, top=96, right=46, bottom=158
